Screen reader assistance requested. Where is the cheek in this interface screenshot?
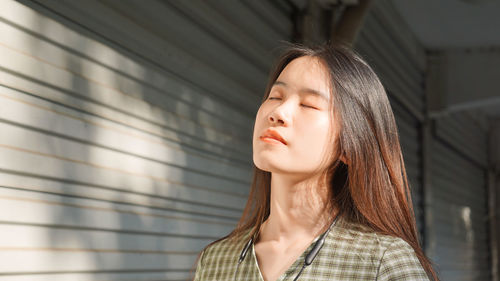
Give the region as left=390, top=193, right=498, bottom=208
left=256, top=104, right=271, bottom=123
left=253, top=106, right=266, bottom=138
left=309, top=115, right=331, bottom=134
left=302, top=117, right=333, bottom=149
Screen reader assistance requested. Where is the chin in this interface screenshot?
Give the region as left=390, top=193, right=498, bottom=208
left=253, top=157, right=272, bottom=172
left=253, top=159, right=287, bottom=174
left=253, top=158, right=268, bottom=171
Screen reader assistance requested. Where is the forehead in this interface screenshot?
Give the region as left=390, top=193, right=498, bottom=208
left=274, top=56, right=331, bottom=101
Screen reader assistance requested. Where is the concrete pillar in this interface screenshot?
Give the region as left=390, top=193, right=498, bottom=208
left=489, top=118, right=500, bottom=281
left=291, top=0, right=373, bottom=46
left=331, top=0, right=373, bottom=46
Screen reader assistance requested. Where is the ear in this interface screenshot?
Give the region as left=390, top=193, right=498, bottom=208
left=339, top=152, right=348, bottom=165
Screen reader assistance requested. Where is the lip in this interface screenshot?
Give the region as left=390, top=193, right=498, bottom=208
left=259, top=128, right=287, bottom=145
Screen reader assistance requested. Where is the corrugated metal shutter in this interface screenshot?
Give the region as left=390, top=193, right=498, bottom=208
left=0, top=0, right=293, bottom=279
left=354, top=0, right=427, bottom=238
left=429, top=112, right=490, bottom=281
left=354, top=2, right=491, bottom=280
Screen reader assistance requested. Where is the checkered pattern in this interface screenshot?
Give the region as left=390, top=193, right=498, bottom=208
left=194, top=218, right=430, bottom=280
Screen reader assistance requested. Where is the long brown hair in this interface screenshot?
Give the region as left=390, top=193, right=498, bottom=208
left=193, top=42, right=438, bottom=280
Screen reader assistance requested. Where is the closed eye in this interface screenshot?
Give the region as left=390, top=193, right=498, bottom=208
left=301, top=104, right=317, bottom=109
left=268, top=97, right=317, bottom=109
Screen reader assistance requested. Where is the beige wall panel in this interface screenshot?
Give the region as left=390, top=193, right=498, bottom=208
left=0, top=44, right=252, bottom=150
left=0, top=188, right=234, bottom=237
left=0, top=272, right=188, bottom=281
left=0, top=74, right=250, bottom=163
left=0, top=224, right=213, bottom=252
left=9, top=0, right=261, bottom=112
left=0, top=1, right=252, bottom=126
left=0, top=146, right=247, bottom=210
left=0, top=251, right=193, bottom=272
left=0, top=93, right=251, bottom=184
left=0, top=172, right=242, bottom=219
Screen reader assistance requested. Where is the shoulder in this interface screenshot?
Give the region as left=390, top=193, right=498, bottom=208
left=323, top=219, right=429, bottom=280
left=194, top=230, right=252, bottom=281
left=376, top=238, right=430, bottom=280
left=198, top=229, right=252, bottom=269
left=331, top=219, right=403, bottom=258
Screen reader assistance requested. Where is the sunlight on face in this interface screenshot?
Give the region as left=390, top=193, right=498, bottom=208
left=252, top=56, right=338, bottom=178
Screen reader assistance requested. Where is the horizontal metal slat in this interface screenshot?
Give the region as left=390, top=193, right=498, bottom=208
left=0, top=147, right=248, bottom=211
left=163, top=0, right=274, bottom=71
left=0, top=172, right=242, bottom=219
left=0, top=122, right=250, bottom=193
left=0, top=75, right=252, bottom=165
left=0, top=251, right=195, bottom=273
left=0, top=1, right=258, bottom=120
left=0, top=224, right=213, bottom=253
left=204, top=1, right=285, bottom=51
left=0, top=43, right=254, bottom=150
left=24, top=0, right=261, bottom=114
left=240, top=0, right=292, bottom=38
left=0, top=271, right=190, bottom=281
left=372, top=1, right=427, bottom=72
left=0, top=188, right=234, bottom=238
left=0, top=92, right=252, bottom=179
left=97, top=0, right=267, bottom=95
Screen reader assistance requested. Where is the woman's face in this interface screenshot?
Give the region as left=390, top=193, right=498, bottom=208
left=253, top=56, right=337, bottom=177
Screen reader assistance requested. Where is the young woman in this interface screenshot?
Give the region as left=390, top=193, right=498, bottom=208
left=192, top=43, right=438, bottom=281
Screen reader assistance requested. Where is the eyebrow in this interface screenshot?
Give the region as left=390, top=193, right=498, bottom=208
left=272, top=81, right=329, bottom=101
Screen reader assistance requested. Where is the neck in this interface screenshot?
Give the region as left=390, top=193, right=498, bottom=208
left=258, top=173, right=331, bottom=242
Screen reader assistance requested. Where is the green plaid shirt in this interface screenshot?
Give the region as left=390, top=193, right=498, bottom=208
left=194, top=218, right=430, bottom=280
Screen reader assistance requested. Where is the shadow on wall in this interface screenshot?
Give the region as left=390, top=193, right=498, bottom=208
left=0, top=0, right=256, bottom=279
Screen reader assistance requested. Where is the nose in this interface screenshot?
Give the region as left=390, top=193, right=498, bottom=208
left=268, top=101, right=292, bottom=126
left=268, top=114, right=285, bottom=125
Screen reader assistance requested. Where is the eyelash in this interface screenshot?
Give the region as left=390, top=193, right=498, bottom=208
left=268, top=97, right=316, bottom=109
